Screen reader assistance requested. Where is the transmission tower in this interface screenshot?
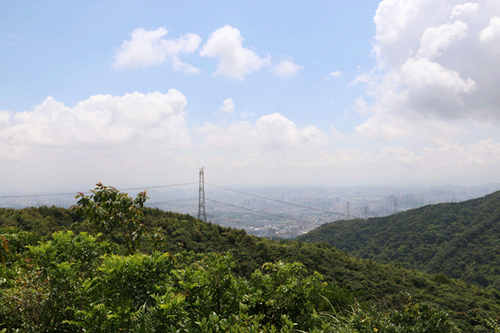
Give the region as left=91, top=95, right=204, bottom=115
left=363, top=206, right=369, bottom=218
left=197, top=167, right=207, bottom=222
left=346, top=201, right=350, bottom=219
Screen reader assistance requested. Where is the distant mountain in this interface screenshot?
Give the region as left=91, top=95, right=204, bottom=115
left=298, top=190, right=500, bottom=289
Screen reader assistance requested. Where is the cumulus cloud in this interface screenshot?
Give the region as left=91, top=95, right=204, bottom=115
left=114, top=27, right=201, bottom=73
left=196, top=113, right=331, bottom=178
left=219, top=98, right=235, bottom=113
left=0, top=91, right=197, bottom=192
left=417, top=21, right=468, bottom=59
left=200, top=25, right=270, bottom=79
left=450, top=2, right=479, bottom=19
left=1, top=91, right=339, bottom=191
left=400, top=57, right=476, bottom=117
left=255, top=113, right=326, bottom=148
left=3, top=89, right=500, bottom=191
left=358, top=0, right=500, bottom=143
left=196, top=112, right=500, bottom=186
left=479, top=16, right=500, bottom=43
left=344, top=0, right=500, bottom=185
left=0, top=90, right=190, bottom=153
left=272, top=60, right=303, bottom=78
left=200, top=113, right=326, bottom=150
left=6, top=2, right=500, bottom=191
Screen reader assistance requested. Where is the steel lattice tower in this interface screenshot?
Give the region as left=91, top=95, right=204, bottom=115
left=197, top=167, right=207, bottom=222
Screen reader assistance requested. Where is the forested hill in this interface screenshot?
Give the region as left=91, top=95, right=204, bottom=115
left=1, top=189, right=500, bottom=332
left=298, top=190, right=500, bottom=289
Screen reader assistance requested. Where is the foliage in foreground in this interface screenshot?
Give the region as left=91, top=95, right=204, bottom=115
left=0, top=184, right=498, bottom=332
left=0, top=230, right=459, bottom=332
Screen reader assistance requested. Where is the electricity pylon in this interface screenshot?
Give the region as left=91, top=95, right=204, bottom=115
left=197, top=167, right=207, bottom=222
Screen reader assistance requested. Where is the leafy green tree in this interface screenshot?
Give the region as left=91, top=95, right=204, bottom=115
left=73, top=252, right=176, bottom=332
left=0, top=266, right=51, bottom=332
left=0, top=235, right=7, bottom=266
left=75, top=182, right=147, bottom=254
left=0, top=231, right=113, bottom=332
left=485, top=317, right=500, bottom=333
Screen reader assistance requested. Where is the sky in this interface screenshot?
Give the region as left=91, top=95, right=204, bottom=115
left=1, top=0, right=500, bottom=193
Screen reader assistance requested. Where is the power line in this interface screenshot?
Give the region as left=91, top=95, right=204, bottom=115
left=0, top=191, right=81, bottom=199
left=149, top=196, right=302, bottom=225
left=207, top=183, right=352, bottom=218
left=206, top=198, right=304, bottom=224
left=151, top=196, right=330, bottom=226
left=0, top=178, right=359, bottom=219
left=0, top=182, right=196, bottom=199
left=123, top=182, right=196, bottom=192
left=147, top=197, right=198, bottom=206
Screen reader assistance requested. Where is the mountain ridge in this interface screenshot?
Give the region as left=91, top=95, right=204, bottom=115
left=1, top=201, right=499, bottom=330
left=298, top=190, right=500, bottom=289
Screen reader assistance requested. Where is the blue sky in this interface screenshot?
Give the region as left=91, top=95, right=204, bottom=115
left=1, top=1, right=377, bottom=131
left=2, top=0, right=500, bottom=192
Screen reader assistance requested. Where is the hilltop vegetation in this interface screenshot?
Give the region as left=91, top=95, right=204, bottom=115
left=1, top=184, right=499, bottom=332
left=299, top=191, right=500, bottom=290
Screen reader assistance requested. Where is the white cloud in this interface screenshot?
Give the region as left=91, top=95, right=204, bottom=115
left=171, top=57, right=200, bottom=74
left=374, top=0, right=429, bottom=47
left=0, top=90, right=189, bottom=152
left=400, top=57, right=476, bottom=117
left=357, top=0, right=500, bottom=143
left=220, top=98, right=235, bottom=113
left=353, top=97, right=370, bottom=115
left=327, top=71, right=342, bottom=79
left=200, top=25, right=270, bottom=79
left=197, top=113, right=330, bottom=177
left=373, top=0, right=462, bottom=67
left=114, top=27, right=201, bottom=73
left=0, top=111, right=10, bottom=127
left=341, top=0, right=500, bottom=186
left=479, top=16, right=500, bottom=43
left=196, top=112, right=500, bottom=186
left=417, top=21, right=468, bottom=59
left=0, top=90, right=197, bottom=192
left=200, top=113, right=326, bottom=150
left=272, top=60, right=303, bottom=78
left=6, top=2, right=500, bottom=191
left=450, top=2, right=479, bottom=19
left=3, top=89, right=500, bottom=191
left=255, top=113, right=326, bottom=148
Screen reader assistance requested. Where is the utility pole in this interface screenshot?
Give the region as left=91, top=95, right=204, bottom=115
left=197, top=167, right=207, bottom=222
left=346, top=201, right=350, bottom=219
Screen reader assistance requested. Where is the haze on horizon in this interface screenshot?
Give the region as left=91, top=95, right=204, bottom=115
left=2, top=0, right=500, bottom=194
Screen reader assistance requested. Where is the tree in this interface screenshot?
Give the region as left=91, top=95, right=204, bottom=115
left=74, top=182, right=147, bottom=254
left=0, top=235, right=8, bottom=266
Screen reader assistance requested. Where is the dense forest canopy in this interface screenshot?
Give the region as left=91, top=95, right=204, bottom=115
left=0, top=184, right=499, bottom=332
left=299, top=191, right=500, bottom=290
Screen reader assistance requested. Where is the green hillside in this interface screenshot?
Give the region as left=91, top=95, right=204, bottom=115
left=1, top=184, right=499, bottom=331
left=298, top=191, right=500, bottom=290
